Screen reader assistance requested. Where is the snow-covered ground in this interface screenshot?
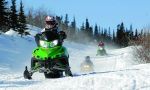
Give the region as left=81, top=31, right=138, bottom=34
left=0, top=25, right=150, bottom=90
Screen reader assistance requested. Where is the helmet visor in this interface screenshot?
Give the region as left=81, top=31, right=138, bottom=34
left=46, top=21, right=55, bottom=25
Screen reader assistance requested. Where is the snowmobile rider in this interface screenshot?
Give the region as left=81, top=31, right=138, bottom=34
left=80, top=56, right=94, bottom=72
left=35, top=16, right=66, bottom=46
left=81, top=56, right=94, bottom=67
left=84, top=56, right=93, bottom=66
left=34, top=16, right=72, bottom=76
left=98, top=41, right=104, bottom=48
left=96, top=41, right=107, bottom=56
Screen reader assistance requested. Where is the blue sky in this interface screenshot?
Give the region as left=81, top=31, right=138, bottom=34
left=17, top=0, right=150, bottom=30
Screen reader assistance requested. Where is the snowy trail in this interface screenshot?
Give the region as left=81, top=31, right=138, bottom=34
left=1, top=66, right=150, bottom=90
left=1, top=26, right=150, bottom=90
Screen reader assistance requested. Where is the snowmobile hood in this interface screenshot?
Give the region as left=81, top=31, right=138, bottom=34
left=32, top=46, right=68, bottom=60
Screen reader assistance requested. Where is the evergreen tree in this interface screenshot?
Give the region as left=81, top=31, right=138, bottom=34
left=80, top=23, right=85, bottom=31
left=84, top=18, right=93, bottom=42
left=98, top=28, right=102, bottom=41
left=70, top=17, right=76, bottom=40
left=64, top=14, right=69, bottom=27
left=94, top=24, right=98, bottom=41
left=88, top=26, right=93, bottom=41
left=78, top=23, right=86, bottom=42
left=97, top=27, right=101, bottom=41
left=101, top=28, right=104, bottom=35
left=26, top=8, right=34, bottom=26
left=139, top=29, right=143, bottom=39
left=103, top=29, right=107, bottom=37
left=116, top=22, right=130, bottom=47
left=18, top=0, right=28, bottom=36
left=108, top=27, right=111, bottom=37
left=116, top=23, right=125, bottom=47
left=0, top=0, right=9, bottom=32
left=56, top=16, right=63, bottom=27
left=134, top=29, right=138, bottom=40
left=105, top=28, right=112, bottom=43
left=140, top=29, right=143, bottom=36
left=10, top=0, right=18, bottom=31
left=64, top=14, right=69, bottom=32
left=85, top=18, right=89, bottom=30
left=123, top=28, right=130, bottom=46
left=129, top=24, right=134, bottom=40
left=113, top=30, right=115, bottom=41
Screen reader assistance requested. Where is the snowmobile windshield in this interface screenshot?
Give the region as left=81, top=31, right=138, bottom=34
left=41, top=30, right=59, bottom=41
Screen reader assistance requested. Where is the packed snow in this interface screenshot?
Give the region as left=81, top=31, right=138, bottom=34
left=0, top=25, right=150, bottom=90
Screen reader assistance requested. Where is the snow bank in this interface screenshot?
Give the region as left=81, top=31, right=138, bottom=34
left=5, top=29, right=18, bottom=36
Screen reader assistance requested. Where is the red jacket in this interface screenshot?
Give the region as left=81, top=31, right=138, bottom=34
left=98, top=42, right=104, bottom=47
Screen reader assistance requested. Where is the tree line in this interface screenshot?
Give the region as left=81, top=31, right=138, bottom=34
left=56, top=14, right=143, bottom=47
left=0, top=0, right=28, bottom=36
left=0, top=0, right=144, bottom=48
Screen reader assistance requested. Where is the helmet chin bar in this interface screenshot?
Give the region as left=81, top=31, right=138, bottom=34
left=45, top=24, right=55, bottom=29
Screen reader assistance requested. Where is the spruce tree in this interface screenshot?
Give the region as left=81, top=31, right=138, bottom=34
left=135, top=29, right=138, bottom=40
left=18, top=0, right=27, bottom=36
left=64, top=14, right=69, bottom=27
left=113, top=30, right=116, bottom=42
left=10, top=0, right=18, bottom=31
left=116, top=22, right=130, bottom=47
left=64, top=14, right=69, bottom=32
left=85, top=18, right=89, bottom=30
left=0, top=0, right=9, bottom=32
left=103, top=29, right=107, bottom=37
left=94, top=24, right=98, bottom=41
left=116, top=23, right=124, bottom=47
left=129, top=24, right=134, bottom=40
left=88, top=26, right=93, bottom=41
left=80, top=23, right=85, bottom=32
left=70, top=17, right=76, bottom=40
left=26, top=8, right=34, bottom=26
left=79, top=23, right=85, bottom=42
left=56, top=16, right=63, bottom=27
left=85, top=18, right=93, bottom=42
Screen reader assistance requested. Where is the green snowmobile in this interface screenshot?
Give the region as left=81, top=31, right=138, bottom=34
left=96, top=47, right=107, bottom=56
left=24, top=34, right=72, bottom=79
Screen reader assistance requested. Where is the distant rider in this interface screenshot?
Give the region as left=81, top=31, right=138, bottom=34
left=98, top=41, right=104, bottom=48
left=96, top=41, right=106, bottom=55
left=81, top=56, right=93, bottom=67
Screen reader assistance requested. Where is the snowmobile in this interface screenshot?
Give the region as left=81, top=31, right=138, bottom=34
left=80, top=56, right=94, bottom=72
left=96, top=46, right=107, bottom=56
left=24, top=34, right=72, bottom=79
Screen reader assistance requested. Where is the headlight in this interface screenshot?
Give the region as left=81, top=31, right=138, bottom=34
left=50, top=40, right=58, bottom=47
left=39, top=40, right=48, bottom=48
left=99, top=47, right=103, bottom=50
left=83, top=65, right=90, bottom=68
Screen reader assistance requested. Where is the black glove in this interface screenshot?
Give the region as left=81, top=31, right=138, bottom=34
left=34, top=33, right=41, bottom=46
left=59, top=31, right=67, bottom=39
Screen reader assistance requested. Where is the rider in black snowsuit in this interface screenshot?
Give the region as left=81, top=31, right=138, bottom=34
left=35, top=16, right=66, bottom=46
left=34, top=16, right=72, bottom=76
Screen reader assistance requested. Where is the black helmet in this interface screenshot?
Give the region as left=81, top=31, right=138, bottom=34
left=85, top=56, right=90, bottom=61
left=45, top=16, right=57, bottom=29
